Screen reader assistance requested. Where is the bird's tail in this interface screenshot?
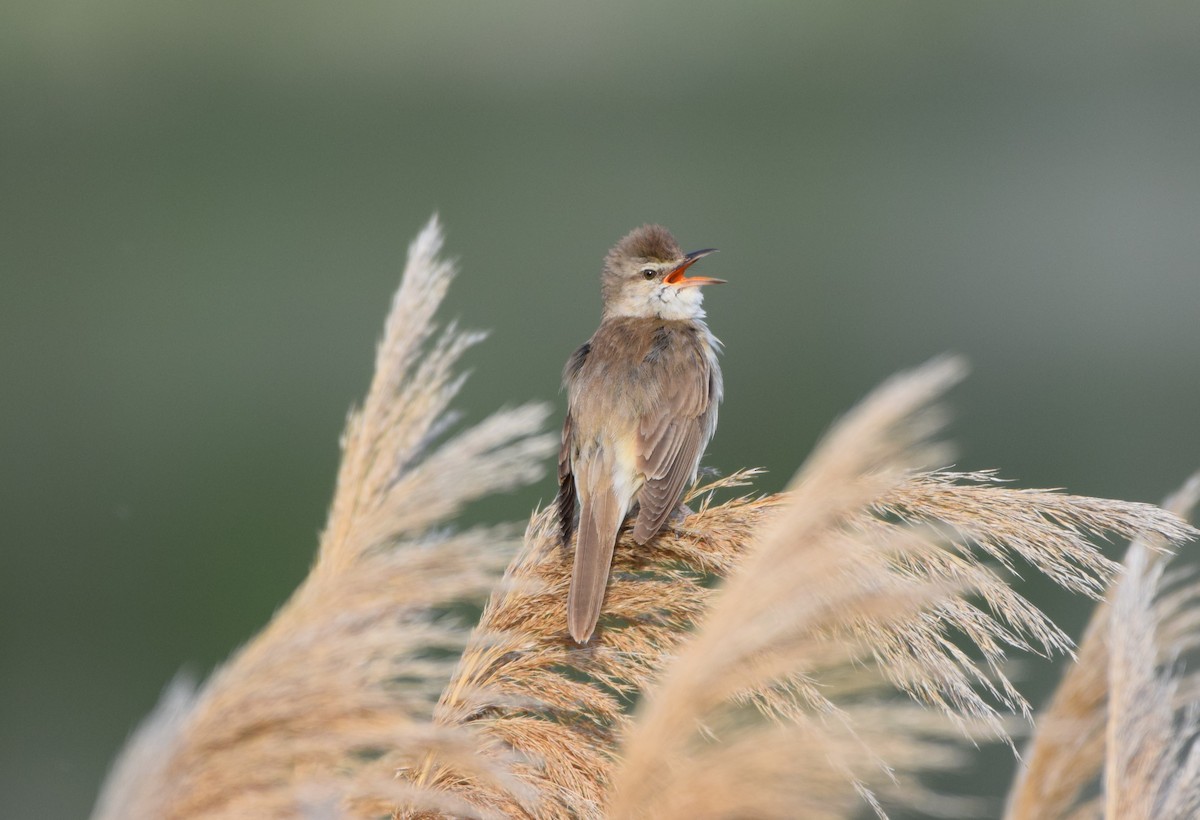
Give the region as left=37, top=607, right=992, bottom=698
left=567, top=487, right=625, bottom=644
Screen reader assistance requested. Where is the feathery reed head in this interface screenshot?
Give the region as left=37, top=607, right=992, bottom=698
left=92, top=217, right=555, bottom=820
left=606, top=359, right=1196, bottom=819
left=1008, top=473, right=1200, bottom=820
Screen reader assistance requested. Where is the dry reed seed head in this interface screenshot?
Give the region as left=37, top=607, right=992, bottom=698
left=610, top=358, right=971, bottom=818
left=92, top=217, right=555, bottom=820
left=408, top=477, right=782, bottom=819
left=609, top=360, right=1199, bottom=820
left=1005, top=472, right=1200, bottom=820
left=612, top=706, right=999, bottom=820
left=1103, top=475, right=1200, bottom=820
left=320, top=216, right=554, bottom=573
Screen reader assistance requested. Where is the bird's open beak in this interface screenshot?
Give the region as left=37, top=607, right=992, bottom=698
left=664, top=248, right=725, bottom=287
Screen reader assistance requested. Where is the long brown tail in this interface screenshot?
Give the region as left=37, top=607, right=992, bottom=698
left=567, top=488, right=624, bottom=644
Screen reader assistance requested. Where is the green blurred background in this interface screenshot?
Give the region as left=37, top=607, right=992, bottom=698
left=3, top=2, right=1199, bottom=817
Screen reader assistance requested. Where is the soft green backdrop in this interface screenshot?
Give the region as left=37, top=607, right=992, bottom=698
left=3, top=3, right=1199, bottom=817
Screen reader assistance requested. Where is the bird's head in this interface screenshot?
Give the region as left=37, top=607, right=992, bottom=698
left=600, top=224, right=723, bottom=320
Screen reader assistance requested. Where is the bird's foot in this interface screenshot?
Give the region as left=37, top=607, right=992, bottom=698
left=669, top=502, right=695, bottom=522
left=667, top=503, right=702, bottom=538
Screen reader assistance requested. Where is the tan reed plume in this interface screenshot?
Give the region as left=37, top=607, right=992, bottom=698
left=91, top=217, right=555, bottom=820
left=400, top=468, right=778, bottom=819
left=602, top=357, right=1195, bottom=819
left=1006, top=474, right=1200, bottom=820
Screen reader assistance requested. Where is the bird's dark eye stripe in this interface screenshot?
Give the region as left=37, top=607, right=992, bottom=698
left=642, top=268, right=656, bottom=279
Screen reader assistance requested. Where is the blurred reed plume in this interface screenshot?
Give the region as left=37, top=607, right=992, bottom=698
left=1006, top=474, right=1200, bottom=820
left=93, top=219, right=1198, bottom=819
left=92, top=217, right=557, bottom=819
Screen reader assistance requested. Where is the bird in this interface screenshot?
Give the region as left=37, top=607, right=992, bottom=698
left=556, top=224, right=725, bottom=644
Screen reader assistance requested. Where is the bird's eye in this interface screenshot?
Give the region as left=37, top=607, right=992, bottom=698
left=641, top=268, right=656, bottom=280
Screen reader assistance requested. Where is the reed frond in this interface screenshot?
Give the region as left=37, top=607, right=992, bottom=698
left=604, top=359, right=1196, bottom=819
left=402, top=469, right=780, bottom=819
left=1005, top=474, right=1200, bottom=820
left=1105, top=495, right=1200, bottom=818
left=91, top=217, right=555, bottom=820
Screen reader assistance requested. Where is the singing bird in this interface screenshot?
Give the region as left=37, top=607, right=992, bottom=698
left=557, top=224, right=725, bottom=644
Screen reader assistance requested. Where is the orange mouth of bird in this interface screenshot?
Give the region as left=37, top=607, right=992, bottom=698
left=664, top=249, right=725, bottom=287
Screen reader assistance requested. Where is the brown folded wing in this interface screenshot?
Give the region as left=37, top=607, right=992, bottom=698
left=632, top=352, right=714, bottom=543
left=556, top=410, right=577, bottom=545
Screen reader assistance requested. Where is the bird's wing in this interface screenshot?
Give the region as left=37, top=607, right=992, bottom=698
left=556, top=341, right=591, bottom=546
left=556, top=410, right=577, bottom=545
left=633, top=352, right=716, bottom=542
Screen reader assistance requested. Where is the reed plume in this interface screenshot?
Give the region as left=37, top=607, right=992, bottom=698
left=1006, top=474, right=1200, bottom=820
left=92, top=218, right=1199, bottom=820
left=404, top=469, right=778, bottom=819
left=92, top=217, right=555, bottom=820
left=604, top=360, right=1195, bottom=820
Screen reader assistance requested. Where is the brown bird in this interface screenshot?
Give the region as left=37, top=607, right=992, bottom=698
left=557, top=224, right=725, bottom=644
